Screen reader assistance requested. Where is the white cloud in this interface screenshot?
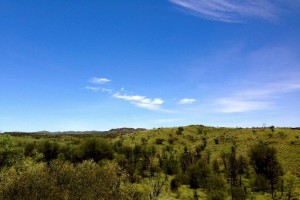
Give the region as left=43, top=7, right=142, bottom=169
left=112, top=93, right=164, bottom=111
left=85, top=86, right=113, bottom=93
left=215, top=81, right=300, bottom=113
left=216, top=98, right=271, bottom=113
left=178, top=98, right=196, bottom=104
left=169, top=0, right=298, bottom=22
left=90, top=77, right=111, bottom=84
left=85, top=86, right=101, bottom=92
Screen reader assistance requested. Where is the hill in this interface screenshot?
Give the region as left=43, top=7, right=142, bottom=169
left=1, top=125, right=300, bottom=199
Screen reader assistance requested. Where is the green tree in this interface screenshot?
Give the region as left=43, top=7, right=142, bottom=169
left=39, top=140, right=60, bottom=163
left=188, top=159, right=211, bottom=189
left=249, top=143, right=283, bottom=199
left=0, top=134, right=21, bottom=168
left=79, top=138, right=113, bottom=162
left=176, top=127, right=184, bottom=135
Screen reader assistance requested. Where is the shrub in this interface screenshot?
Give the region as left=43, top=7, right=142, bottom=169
left=176, top=127, right=184, bottom=135
left=206, top=174, right=227, bottom=200
left=168, top=137, right=175, bottom=144
left=188, top=159, right=211, bottom=189
left=171, top=177, right=181, bottom=191
left=278, top=131, right=287, bottom=139
left=231, top=186, right=248, bottom=200
left=0, top=159, right=141, bottom=200
left=160, top=158, right=180, bottom=175
left=141, top=137, right=147, bottom=145
left=38, top=140, right=60, bottom=163
left=78, top=138, right=114, bottom=162
left=0, top=135, right=22, bottom=168
left=171, top=173, right=190, bottom=191
left=214, top=138, right=219, bottom=145
left=155, top=138, right=164, bottom=145
left=249, top=143, right=283, bottom=198
left=24, top=142, right=36, bottom=157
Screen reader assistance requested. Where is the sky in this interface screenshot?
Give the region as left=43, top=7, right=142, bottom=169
left=1, top=0, right=300, bottom=132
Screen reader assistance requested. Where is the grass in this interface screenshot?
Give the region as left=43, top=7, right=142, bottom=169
left=6, top=125, right=300, bottom=199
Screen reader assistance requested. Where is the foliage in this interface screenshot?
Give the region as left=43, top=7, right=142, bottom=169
left=0, top=135, right=22, bottom=168
left=188, top=159, right=211, bottom=189
left=0, top=159, right=142, bottom=200
left=249, top=143, right=283, bottom=199
left=1, top=125, right=300, bottom=199
left=38, top=140, right=60, bottom=163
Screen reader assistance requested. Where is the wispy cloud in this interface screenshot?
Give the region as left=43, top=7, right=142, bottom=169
left=216, top=99, right=271, bottom=113
left=112, top=93, right=164, bottom=111
left=85, top=86, right=113, bottom=93
left=90, top=77, right=111, bottom=84
left=178, top=98, right=196, bottom=104
left=169, top=0, right=298, bottom=22
left=215, top=82, right=300, bottom=113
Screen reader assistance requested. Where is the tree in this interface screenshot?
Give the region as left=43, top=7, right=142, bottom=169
left=0, top=134, right=21, bottom=168
left=39, top=140, right=60, bottom=163
left=188, top=159, right=211, bottom=189
left=176, top=127, right=184, bottom=135
left=206, top=174, right=227, bottom=200
left=249, top=143, right=283, bottom=199
left=79, top=138, right=113, bottom=162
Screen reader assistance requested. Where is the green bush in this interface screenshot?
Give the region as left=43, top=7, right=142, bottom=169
left=214, top=138, right=219, bottom=145
left=231, top=186, right=248, bottom=200
left=188, top=159, right=211, bottom=189
left=24, top=142, right=36, bottom=157
left=155, top=138, right=164, bottom=145
left=0, top=135, right=22, bottom=168
left=176, top=127, right=184, bottom=135
left=0, top=159, right=142, bottom=200
left=78, top=138, right=114, bottom=162
left=38, top=140, right=60, bottom=162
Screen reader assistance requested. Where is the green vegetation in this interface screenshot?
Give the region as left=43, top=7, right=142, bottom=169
left=1, top=125, right=300, bottom=199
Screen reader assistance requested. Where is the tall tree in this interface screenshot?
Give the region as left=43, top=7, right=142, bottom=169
left=249, top=143, right=283, bottom=199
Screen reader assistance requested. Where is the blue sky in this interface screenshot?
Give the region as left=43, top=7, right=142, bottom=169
left=1, top=0, right=300, bottom=131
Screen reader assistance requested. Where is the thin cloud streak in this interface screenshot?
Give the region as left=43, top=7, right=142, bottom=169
left=169, top=0, right=297, bottom=22
left=215, top=82, right=300, bottom=113
left=85, top=86, right=113, bottom=93
left=112, top=93, right=164, bottom=111
left=216, top=99, right=271, bottom=113
left=90, top=77, right=111, bottom=84
left=178, top=98, right=196, bottom=104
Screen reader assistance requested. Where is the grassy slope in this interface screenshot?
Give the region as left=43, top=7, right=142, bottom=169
left=8, top=125, right=300, bottom=199
left=119, top=125, right=300, bottom=199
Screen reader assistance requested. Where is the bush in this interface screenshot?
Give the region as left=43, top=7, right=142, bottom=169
left=0, top=135, right=22, bottom=168
left=251, top=174, right=269, bottom=192
left=171, top=173, right=190, bottom=191
left=168, top=137, right=175, bottom=145
left=171, top=177, right=181, bottom=191
left=188, top=159, right=211, bottom=189
left=78, top=138, right=114, bottom=162
left=206, top=174, right=227, bottom=200
left=24, top=142, right=36, bottom=157
left=231, top=186, right=248, bottom=200
left=214, top=138, right=219, bottom=145
left=0, top=159, right=141, bottom=200
left=249, top=143, right=283, bottom=198
left=38, top=140, right=60, bottom=162
left=155, top=138, right=164, bottom=145
left=176, top=127, right=184, bottom=135
left=160, top=158, right=180, bottom=175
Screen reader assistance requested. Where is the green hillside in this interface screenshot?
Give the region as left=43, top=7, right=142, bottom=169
left=1, top=125, right=300, bottom=199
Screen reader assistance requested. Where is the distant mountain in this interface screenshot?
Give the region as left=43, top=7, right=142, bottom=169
left=4, top=128, right=146, bottom=135
left=104, top=128, right=146, bottom=135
